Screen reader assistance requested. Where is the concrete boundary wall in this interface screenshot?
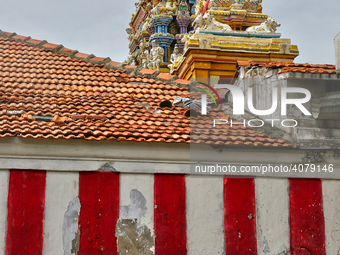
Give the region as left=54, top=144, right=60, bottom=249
left=0, top=170, right=338, bottom=254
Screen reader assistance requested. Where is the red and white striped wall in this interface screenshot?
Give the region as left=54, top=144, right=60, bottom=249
left=0, top=169, right=339, bottom=254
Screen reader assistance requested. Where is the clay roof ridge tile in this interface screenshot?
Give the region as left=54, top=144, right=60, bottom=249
left=74, top=52, right=96, bottom=61
left=12, top=34, right=31, bottom=43
left=26, top=39, right=48, bottom=47
left=88, top=57, right=112, bottom=65
left=42, top=42, right=64, bottom=51
left=0, top=30, right=16, bottom=38
left=0, top=29, right=121, bottom=72
left=4, top=31, right=17, bottom=39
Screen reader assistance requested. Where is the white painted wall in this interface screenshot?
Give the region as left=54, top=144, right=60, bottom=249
left=335, top=32, right=340, bottom=74
left=0, top=139, right=340, bottom=253
left=0, top=138, right=339, bottom=179
left=119, top=173, right=154, bottom=236
left=43, top=171, right=79, bottom=255
left=323, top=180, right=340, bottom=255
left=0, top=169, right=340, bottom=253
left=255, top=178, right=290, bottom=255
left=0, top=170, right=9, bottom=255
left=186, top=176, right=225, bottom=255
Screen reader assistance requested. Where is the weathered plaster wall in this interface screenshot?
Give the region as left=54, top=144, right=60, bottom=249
left=335, top=32, right=340, bottom=74
left=232, top=73, right=340, bottom=149
left=255, top=178, right=290, bottom=255
left=0, top=170, right=8, bottom=254
left=0, top=169, right=340, bottom=254
left=1, top=138, right=340, bottom=178
left=117, top=174, right=155, bottom=254
left=43, top=172, right=79, bottom=255
left=323, top=180, right=340, bottom=255
left=186, top=176, right=224, bottom=254
left=233, top=74, right=292, bottom=134
left=0, top=139, right=340, bottom=254
left=233, top=76, right=328, bottom=134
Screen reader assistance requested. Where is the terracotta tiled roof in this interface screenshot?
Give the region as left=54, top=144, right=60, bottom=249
left=191, top=109, right=291, bottom=147
left=238, top=61, right=336, bottom=74
left=0, top=30, right=293, bottom=147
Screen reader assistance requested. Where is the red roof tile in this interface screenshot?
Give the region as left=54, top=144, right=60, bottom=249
left=109, top=61, right=121, bottom=66
left=2, top=31, right=13, bottom=37
left=174, top=79, right=191, bottom=85
left=74, top=52, right=92, bottom=59
left=26, top=38, right=46, bottom=45
left=157, top=73, right=175, bottom=81
left=12, top=35, right=30, bottom=41
left=91, top=57, right=106, bottom=62
left=42, top=42, right=61, bottom=49
left=60, top=47, right=74, bottom=54
left=239, top=61, right=336, bottom=74
left=237, top=60, right=251, bottom=67
left=124, top=65, right=137, bottom=69
left=140, top=68, right=157, bottom=75
left=0, top=31, right=294, bottom=148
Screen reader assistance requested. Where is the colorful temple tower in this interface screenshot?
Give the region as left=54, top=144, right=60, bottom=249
left=126, top=0, right=299, bottom=82
left=126, top=0, right=196, bottom=72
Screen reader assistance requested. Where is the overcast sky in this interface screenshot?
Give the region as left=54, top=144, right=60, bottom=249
left=0, top=0, right=339, bottom=64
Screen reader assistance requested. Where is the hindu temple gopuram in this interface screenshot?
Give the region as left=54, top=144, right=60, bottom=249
left=126, top=0, right=299, bottom=81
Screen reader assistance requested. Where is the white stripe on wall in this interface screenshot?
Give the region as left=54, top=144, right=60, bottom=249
left=43, top=171, right=79, bottom=255
left=323, top=180, right=340, bottom=255
left=186, top=176, right=224, bottom=255
left=119, top=173, right=155, bottom=251
left=255, top=178, right=290, bottom=254
left=0, top=170, right=9, bottom=255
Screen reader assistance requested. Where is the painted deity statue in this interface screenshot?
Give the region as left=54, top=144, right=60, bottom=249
left=151, top=0, right=178, bottom=15
left=178, top=0, right=190, bottom=16
left=198, top=0, right=262, bottom=13
left=168, top=44, right=183, bottom=73
left=151, top=2, right=162, bottom=15
left=256, top=3, right=262, bottom=13
left=193, top=15, right=204, bottom=33
left=194, top=12, right=232, bottom=33
left=124, top=52, right=137, bottom=66
left=126, top=28, right=134, bottom=43
left=182, top=31, right=194, bottom=45
left=139, top=41, right=149, bottom=68
left=147, top=41, right=164, bottom=71
left=165, top=0, right=178, bottom=15
left=194, top=0, right=206, bottom=17
left=246, top=17, right=281, bottom=33
left=142, top=16, right=151, bottom=31
left=230, top=0, right=244, bottom=10
left=203, top=12, right=232, bottom=32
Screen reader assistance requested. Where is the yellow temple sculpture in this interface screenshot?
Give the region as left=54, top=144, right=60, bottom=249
left=126, top=0, right=299, bottom=82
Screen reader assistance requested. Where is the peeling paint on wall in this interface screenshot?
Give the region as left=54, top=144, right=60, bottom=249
left=120, top=189, right=147, bottom=223
left=63, top=197, right=81, bottom=255
left=116, top=219, right=154, bottom=255
left=116, top=189, right=154, bottom=254
left=262, top=237, right=270, bottom=254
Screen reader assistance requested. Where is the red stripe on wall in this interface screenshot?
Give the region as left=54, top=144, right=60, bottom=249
left=289, top=179, right=326, bottom=254
left=224, top=178, right=257, bottom=255
left=78, top=171, right=120, bottom=255
left=154, top=174, right=187, bottom=255
left=6, top=170, right=46, bottom=255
